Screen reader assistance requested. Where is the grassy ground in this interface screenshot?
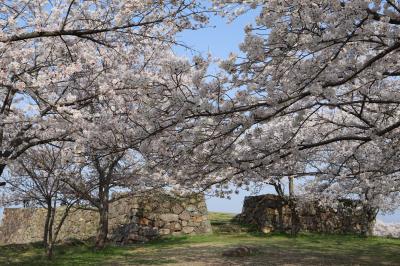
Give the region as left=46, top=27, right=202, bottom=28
left=1, top=212, right=399, bottom=265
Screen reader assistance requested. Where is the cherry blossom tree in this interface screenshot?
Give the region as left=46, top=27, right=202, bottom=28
left=63, top=140, right=167, bottom=249
left=0, top=0, right=209, bottom=178
left=58, top=45, right=212, bottom=249
left=0, top=0, right=218, bottom=251
left=3, top=144, right=77, bottom=259
left=148, top=0, right=400, bottom=214
left=63, top=149, right=143, bottom=249
left=224, top=0, right=400, bottom=208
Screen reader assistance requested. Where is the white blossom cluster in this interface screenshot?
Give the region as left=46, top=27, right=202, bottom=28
left=0, top=0, right=209, bottom=180
left=152, top=0, right=400, bottom=212
left=373, top=220, right=400, bottom=238
left=1, top=1, right=400, bottom=221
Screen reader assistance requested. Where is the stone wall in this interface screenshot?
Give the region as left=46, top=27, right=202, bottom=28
left=237, top=194, right=376, bottom=235
left=0, top=192, right=211, bottom=245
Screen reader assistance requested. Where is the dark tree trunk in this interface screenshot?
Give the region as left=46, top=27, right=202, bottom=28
left=277, top=205, right=284, bottom=232
left=273, top=182, right=285, bottom=231
left=95, top=203, right=109, bottom=249
left=289, top=202, right=300, bottom=236
left=46, top=199, right=75, bottom=260
left=273, top=183, right=285, bottom=198
left=288, top=176, right=299, bottom=236
left=95, top=186, right=109, bottom=250
left=46, top=243, right=54, bottom=260
left=43, top=200, right=52, bottom=248
left=0, top=164, right=5, bottom=179
left=93, top=155, right=120, bottom=250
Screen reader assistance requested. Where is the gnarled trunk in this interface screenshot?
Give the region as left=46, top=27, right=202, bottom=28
left=361, top=204, right=378, bottom=237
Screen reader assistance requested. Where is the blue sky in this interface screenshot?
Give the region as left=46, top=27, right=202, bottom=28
left=175, top=7, right=259, bottom=61
left=175, top=7, right=400, bottom=223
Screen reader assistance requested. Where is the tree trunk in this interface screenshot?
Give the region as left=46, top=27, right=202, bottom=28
left=46, top=242, right=54, bottom=260
left=361, top=204, right=378, bottom=237
left=43, top=201, right=52, bottom=248
left=46, top=200, right=75, bottom=260
left=288, top=176, right=299, bottom=236
left=93, top=159, right=114, bottom=250
left=95, top=185, right=110, bottom=250
left=273, top=183, right=285, bottom=231
left=289, top=202, right=300, bottom=236
left=278, top=205, right=284, bottom=232
left=95, top=203, right=109, bottom=249
left=46, top=200, right=57, bottom=259
left=0, top=164, right=5, bottom=179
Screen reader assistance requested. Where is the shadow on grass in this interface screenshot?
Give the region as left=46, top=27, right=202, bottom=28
left=0, top=241, right=144, bottom=266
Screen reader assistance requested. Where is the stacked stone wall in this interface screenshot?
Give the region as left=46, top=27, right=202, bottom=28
left=0, top=192, right=211, bottom=245
left=238, top=194, right=376, bottom=235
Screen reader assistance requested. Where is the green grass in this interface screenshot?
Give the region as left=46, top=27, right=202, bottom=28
left=1, top=212, right=399, bottom=265
left=208, top=212, right=259, bottom=234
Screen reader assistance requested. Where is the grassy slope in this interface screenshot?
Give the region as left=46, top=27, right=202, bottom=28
left=0, top=212, right=399, bottom=265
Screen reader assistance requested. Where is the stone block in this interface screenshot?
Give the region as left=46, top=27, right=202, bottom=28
left=162, top=202, right=171, bottom=209
left=173, top=223, right=182, bottom=231
left=179, top=211, right=191, bottom=221
left=139, top=217, right=151, bottom=226
left=182, top=226, right=194, bottom=234
left=188, top=221, right=200, bottom=227
left=146, top=213, right=157, bottom=220
left=172, top=204, right=184, bottom=214
left=159, top=229, right=170, bottom=235
left=186, top=205, right=197, bottom=212
left=189, top=198, right=198, bottom=204
left=159, top=214, right=179, bottom=222
left=143, top=205, right=153, bottom=211
left=141, top=227, right=158, bottom=237
left=193, top=215, right=206, bottom=223
left=154, top=220, right=166, bottom=228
